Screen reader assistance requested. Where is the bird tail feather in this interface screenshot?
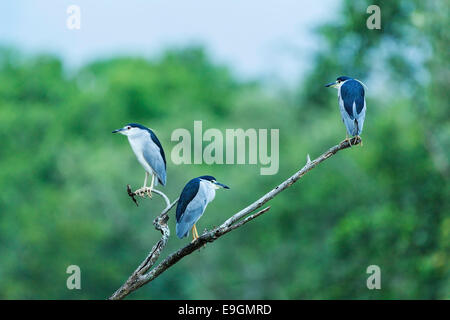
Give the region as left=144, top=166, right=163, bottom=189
left=176, top=222, right=190, bottom=239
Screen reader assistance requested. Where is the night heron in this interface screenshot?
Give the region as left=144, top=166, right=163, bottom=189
left=112, top=123, right=167, bottom=197
left=326, top=76, right=366, bottom=145
left=176, top=176, right=229, bottom=241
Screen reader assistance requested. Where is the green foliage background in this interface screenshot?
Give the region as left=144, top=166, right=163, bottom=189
left=0, top=0, right=448, bottom=299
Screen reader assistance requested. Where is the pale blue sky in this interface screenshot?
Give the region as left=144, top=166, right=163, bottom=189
left=1, top=0, right=339, bottom=82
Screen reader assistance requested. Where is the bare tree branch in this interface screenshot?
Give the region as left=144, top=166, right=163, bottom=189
left=109, top=137, right=361, bottom=300
left=109, top=190, right=178, bottom=300
left=126, top=184, right=139, bottom=206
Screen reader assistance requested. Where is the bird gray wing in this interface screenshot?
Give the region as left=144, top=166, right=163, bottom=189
left=142, top=138, right=167, bottom=185
left=176, top=188, right=207, bottom=238
left=339, top=97, right=360, bottom=136
left=355, top=100, right=366, bottom=135
left=176, top=178, right=199, bottom=222
left=339, top=80, right=366, bottom=136
left=148, top=130, right=167, bottom=168
left=340, top=80, right=365, bottom=119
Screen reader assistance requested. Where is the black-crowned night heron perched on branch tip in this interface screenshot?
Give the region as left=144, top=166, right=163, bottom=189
left=112, top=123, right=167, bottom=198
left=176, top=176, right=229, bottom=242
left=326, top=76, right=367, bottom=146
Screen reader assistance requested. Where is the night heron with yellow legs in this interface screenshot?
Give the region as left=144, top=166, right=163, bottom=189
left=326, top=76, right=367, bottom=146
left=176, top=176, right=229, bottom=242
left=112, top=123, right=167, bottom=198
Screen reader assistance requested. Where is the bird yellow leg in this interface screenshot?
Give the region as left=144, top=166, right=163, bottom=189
left=191, top=224, right=199, bottom=242
left=344, top=133, right=352, bottom=146
left=135, top=172, right=148, bottom=197
left=191, top=225, right=197, bottom=242
left=135, top=172, right=153, bottom=198
left=147, top=174, right=154, bottom=198
left=143, top=171, right=148, bottom=188
left=194, top=224, right=199, bottom=239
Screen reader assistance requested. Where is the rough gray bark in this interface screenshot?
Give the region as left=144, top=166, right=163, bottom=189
left=109, top=137, right=361, bottom=300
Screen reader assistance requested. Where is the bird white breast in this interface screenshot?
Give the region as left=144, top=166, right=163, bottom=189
left=198, top=180, right=216, bottom=205
left=127, top=131, right=154, bottom=174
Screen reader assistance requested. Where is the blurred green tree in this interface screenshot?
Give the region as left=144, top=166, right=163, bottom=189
left=0, top=0, right=448, bottom=299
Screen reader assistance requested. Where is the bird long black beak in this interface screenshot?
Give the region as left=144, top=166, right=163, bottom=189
left=215, top=182, right=230, bottom=189
left=325, top=81, right=337, bottom=88
left=112, top=128, right=124, bottom=133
